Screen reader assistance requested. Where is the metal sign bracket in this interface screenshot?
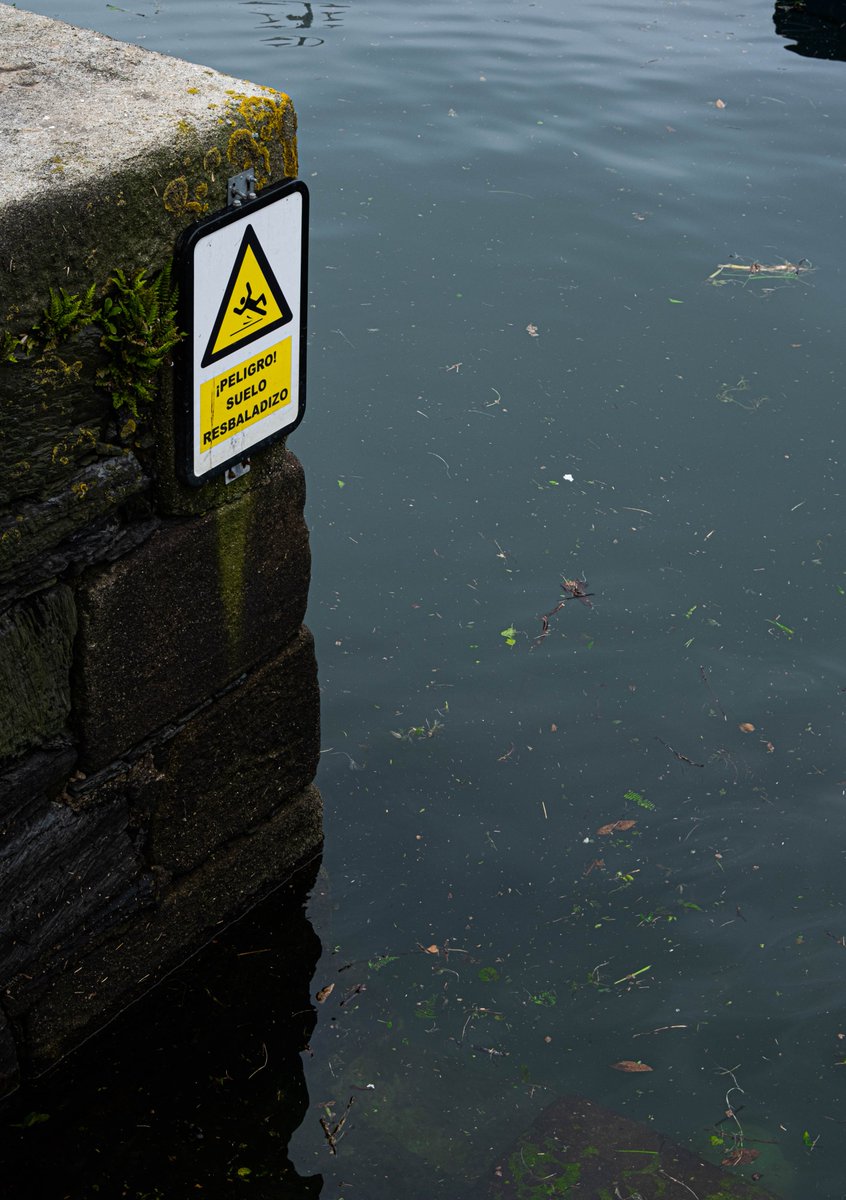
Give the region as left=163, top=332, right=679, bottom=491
left=227, top=169, right=257, bottom=209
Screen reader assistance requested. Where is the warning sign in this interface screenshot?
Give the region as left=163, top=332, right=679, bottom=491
left=200, top=338, right=291, bottom=450
left=174, top=177, right=308, bottom=486
left=201, top=225, right=293, bottom=367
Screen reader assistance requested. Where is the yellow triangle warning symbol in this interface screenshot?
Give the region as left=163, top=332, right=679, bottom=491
left=202, top=224, right=293, bottom=367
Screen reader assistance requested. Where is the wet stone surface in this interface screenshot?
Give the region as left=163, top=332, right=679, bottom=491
left=73, top=450, right=310, bottom=769
left=19, top=783, right=322, bottom=1069
left=0, top=453, right=151, bottom=604
left=0, top=585, right=77, bottom=762
left=73, top=626, right=320, bottom=876
left=0, top=785, right=154, bottom=1014
left=0, top=1009, right=18, bottom=1102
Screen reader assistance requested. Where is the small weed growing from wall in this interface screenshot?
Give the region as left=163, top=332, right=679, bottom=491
left=3, top=264, right=183, bottom=425
left=96, top=266, right=182, bottom=419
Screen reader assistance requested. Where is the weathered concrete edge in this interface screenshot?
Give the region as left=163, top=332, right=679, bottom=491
left=0, top=3, right=298, bottom=322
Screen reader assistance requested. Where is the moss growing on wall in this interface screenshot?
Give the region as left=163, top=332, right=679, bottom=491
left=215, top=490, right=253, bottom=667
left=4, top=266, right=182, bottom=426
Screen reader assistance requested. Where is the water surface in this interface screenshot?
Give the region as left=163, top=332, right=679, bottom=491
left=11, top=0, right=846, bottom=1195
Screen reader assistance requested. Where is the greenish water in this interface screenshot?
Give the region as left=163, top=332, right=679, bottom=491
left=9, top=0, right=846, bottom=1196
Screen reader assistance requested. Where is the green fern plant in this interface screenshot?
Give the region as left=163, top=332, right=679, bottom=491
left=1, top=328, right=28, bottom=363
left=35, top=284, right=98, bottom=349
left=96, top=266, right=183, bottom=418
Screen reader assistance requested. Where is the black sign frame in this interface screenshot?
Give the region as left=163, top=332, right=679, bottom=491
left=173, top=177, right=309, bottom=487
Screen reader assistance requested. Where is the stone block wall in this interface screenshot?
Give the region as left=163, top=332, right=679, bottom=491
left=0, top=5, right=321, bottom=1095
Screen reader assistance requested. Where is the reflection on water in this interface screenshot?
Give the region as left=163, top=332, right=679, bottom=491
left=239, top=0, right=351, bottom=48
left=0, top=862, right=324, bottom=1197
left=774, top=0, right=846, bottom=60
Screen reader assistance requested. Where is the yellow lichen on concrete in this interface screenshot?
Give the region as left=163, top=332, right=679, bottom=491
left=203, top=147, right=222, bottom=175
left=162, top=175, right=208, bottom=216
left=222, top=89, right=298, bottom=186
left=160, top=87, right=296, bottom=217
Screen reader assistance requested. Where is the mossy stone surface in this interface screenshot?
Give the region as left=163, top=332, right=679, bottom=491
left=0, top=1009, right=18, bottom=1102
left=0, top=452, right=147, bottom=594
left=0, top=787, right=153, bottom=1010
left=77, top=626, right=320, bottom=876
left=0, top=327, right=109, bottom=509
left=0, top=585, right=77, bottom=762
left=73, top=449, right=310, bottom=769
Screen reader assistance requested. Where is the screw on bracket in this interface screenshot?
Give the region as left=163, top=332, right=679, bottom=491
left=227, top=169, right=257, bottom=208
left=224, top=460, right=251, bottom=484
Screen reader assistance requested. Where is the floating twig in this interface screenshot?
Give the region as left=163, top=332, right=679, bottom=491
left=472, top=1044, right=510, bottom=1058
left=535, top=577, right=594, bottom=644
left=658, top=1168, right=700, bottom=1199
left=655, top=735, right=704, bottom=768
left=339, top=983, right=367, bottom=1007
left=428, top=451, right=452, bottom=478
left=319, top=1096, right=355, bottom=1155
left=613, top=964, right=651, bottom=987
left=247, top=1042, right=268, bottom=1079
left=708, top=259, right=811, bottom=281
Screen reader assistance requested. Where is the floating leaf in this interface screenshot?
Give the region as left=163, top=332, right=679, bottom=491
left=624, top=789, right=655, bottom=810
left=18, top=1112, right=50, bottom=1127
left=500, top=626, right=517, bottom=647
left=668, top=298, right=684, bottom=304
left=612, top=1060, right=653, bottom=1073
left=368, top=954, right=398, bottom=972
left=722, top=1148, right=759, bottom=1166
left=738, top=722, right=755, bottom=733
left=315, top=984, right=335, bottom=1004
left=597, top=819, right=637, bottom=836
left=424, top=944, right=440, bottom=955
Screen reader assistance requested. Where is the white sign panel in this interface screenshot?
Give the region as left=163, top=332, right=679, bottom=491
left=175, top=179, right=308, bottom=485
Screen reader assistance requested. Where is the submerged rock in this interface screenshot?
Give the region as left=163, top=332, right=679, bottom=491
left=481, top=1094, right=782, bottom=1199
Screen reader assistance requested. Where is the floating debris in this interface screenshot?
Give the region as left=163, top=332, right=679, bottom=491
left=708, top=258, right=812, bottom=283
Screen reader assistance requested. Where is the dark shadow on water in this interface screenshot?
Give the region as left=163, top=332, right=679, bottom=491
left=774, top=0, right=846, bottom=59
left=0, top=858, right=324, bottom=1199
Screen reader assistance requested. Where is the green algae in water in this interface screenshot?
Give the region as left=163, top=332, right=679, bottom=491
left=502, top=1141, right=580, bottom=1198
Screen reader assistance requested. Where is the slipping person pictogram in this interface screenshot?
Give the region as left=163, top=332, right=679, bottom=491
left=201, top=223, right=294, bottom=366
left=233, top=281, right=267, bottom=318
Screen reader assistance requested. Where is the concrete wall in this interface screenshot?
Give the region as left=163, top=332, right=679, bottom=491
left=0, top=5, right=321, bottom=1095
